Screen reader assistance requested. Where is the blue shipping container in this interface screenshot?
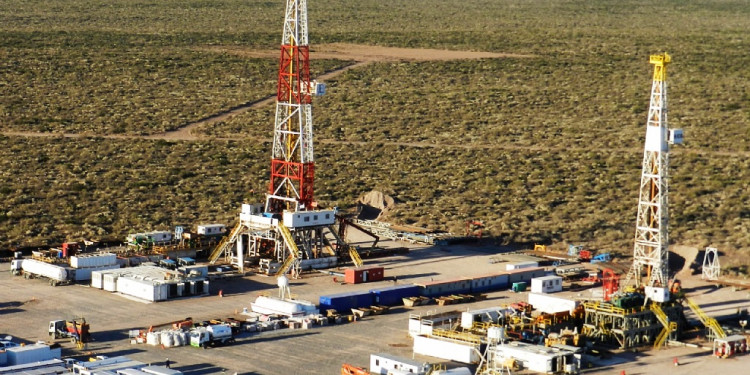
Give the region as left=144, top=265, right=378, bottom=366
left=370, top=284, right=420, bottom=306
left=416, top=278, right=472, bottom=297
left=319, top=290, right=374, bottom=312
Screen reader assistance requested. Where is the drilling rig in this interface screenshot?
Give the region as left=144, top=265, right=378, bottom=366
left=624, top=52, right=683, bottom=292
left=208, top=0, right=361, bottom=276
left=582, top=53, right=686, bottom=349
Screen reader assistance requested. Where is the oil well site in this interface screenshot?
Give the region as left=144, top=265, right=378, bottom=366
left=1, top=0, right=750, bottom=374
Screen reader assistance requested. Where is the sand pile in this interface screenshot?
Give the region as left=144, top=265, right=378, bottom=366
left=356, top=190, right=396, bottom=220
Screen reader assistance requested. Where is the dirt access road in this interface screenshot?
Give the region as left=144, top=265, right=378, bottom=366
left=1, top=43, right=532, bottom=141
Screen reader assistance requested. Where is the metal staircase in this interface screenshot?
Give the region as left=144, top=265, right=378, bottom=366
left=209, top=222, right=244, bottom=264
left=348, top=246, right=363, bottom=267
left=650, top=303, right=675, bottom=348
left=685, top=297, right=726, bottom=339
left=275, top=223, right=301, bottom=276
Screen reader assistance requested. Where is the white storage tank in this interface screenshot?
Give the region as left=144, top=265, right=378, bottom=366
left=21, top=259, right=68, bottom=282
left=530, top=275, right=563, bottom=294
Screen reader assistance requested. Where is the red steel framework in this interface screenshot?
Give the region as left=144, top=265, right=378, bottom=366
left=267, top=0, right=315, bottom=214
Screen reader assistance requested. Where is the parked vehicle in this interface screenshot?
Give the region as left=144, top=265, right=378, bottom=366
left=189, top=324, right=234, bottom=348
left=11, top=259, right=71, bottom=286
left=49, top=318, right=91, bottom=349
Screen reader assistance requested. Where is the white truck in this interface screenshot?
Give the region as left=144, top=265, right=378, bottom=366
left=189, top=324, right=234, bottom=348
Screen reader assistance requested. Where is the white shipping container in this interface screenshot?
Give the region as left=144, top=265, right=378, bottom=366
left=197, top=224, right=226, bottom=236
left=74, top=265, right=120, bottom=281
left=117, top=277, right=168, bottom=302
left=21, top=259, right=68, bottom=282
left=91, top=271, right=104, bottom=289
left=528, top=293, right=580, bottom=314
left=530, top=275, right=563, bottom=294
left=70, top=253, right=117, bottom=268
left=103, top=273, right=120, bottom=292
left=413, top=335, right=480, bottom=364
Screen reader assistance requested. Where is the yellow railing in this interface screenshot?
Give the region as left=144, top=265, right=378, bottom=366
left=430, top=328, right=481, bottom=345
left=348, top=246, right=363, bottom=268
left=275, top=223, right=301, bottom=276
left=685, top=297, right=726, bottom=339
left=209, top=222, right=243, bottom=264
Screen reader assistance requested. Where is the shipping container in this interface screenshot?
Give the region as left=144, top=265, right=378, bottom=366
left=0, top=359, right=67, bottom=375
left=527, top=293, right=580, bottom=314
left=370, top=284, right=420, bottom=306
left=530, top=275, right=563, bottom=293
left=70, top=253, right=117, bottom=268
left=468, top=272, right=510, bottom=293
left=344, top=266, right=385, bottom=284
left=415, top=278, right=471, bottom=297
left=412, top=335, right=480, bottom=364
left=72, top=265, right=120, bottom=281
left=506, top=267, right=546, bottom=283
left=505, top=261, right=539, bottom=271
left=319, top=290, right=373, bottom=312
left=4, top=344, right=61, bottom=366
left=116, top=277, right=168, bottom=302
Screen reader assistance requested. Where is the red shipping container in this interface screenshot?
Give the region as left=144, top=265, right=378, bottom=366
left=345, top=266, right=385, bottom=284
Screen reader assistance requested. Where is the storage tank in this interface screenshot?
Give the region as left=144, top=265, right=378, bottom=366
left=21, top=259, right=68, bottom=283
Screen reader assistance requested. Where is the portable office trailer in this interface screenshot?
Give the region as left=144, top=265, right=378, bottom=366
left=469, top=272, right=510, bottom=293
left=370, top=284, right=420, bottom=306
left=412, top=335, right=481, bottom=364
left=282, top=210, right=336, bottom=228
left=196, top=224, right=226, bottom=237
left=506, top=267, right=546, bottom=283
left=528, top=293, right=580, bottom=314
left=531, top=275, right=563, bottom=294
left=416, top=278, right=471, bottom=297
left=370, top=353, right=430, bottom=375
left=319, top=290, right=374, bottom=312
left=345, top=266, right=385, bottom=284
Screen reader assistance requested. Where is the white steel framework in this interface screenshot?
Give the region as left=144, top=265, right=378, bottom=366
left=627, top=53, right=673, bottom=288
left=702, top=247, right=721, bottom=281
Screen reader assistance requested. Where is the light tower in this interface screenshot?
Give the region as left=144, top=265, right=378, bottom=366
left=266, top=0, right=316, bottom=214
left=626, top=53, right=683, bottom=289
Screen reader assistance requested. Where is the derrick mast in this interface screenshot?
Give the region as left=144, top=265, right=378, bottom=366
left=626, top=53, right=682, bottom=289
left=266, top=0, right=315, bottom=213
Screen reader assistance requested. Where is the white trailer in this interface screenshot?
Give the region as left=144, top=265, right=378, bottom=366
left=413, top=335, right=481, bottom=364
left=531, top=275, right=563, bottom=294
left=370, top=353, right=430, bottom=375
